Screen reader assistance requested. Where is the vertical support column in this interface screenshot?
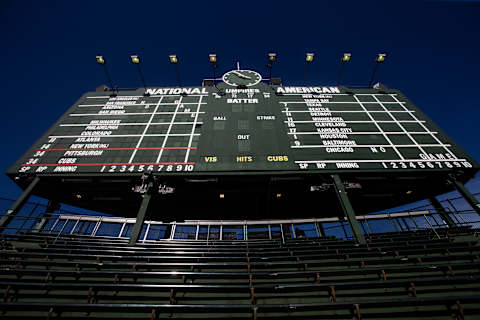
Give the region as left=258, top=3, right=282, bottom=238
left=129, top=181, right=154, bottom=246
left=34, top=201, right=60, bottom=232
left=0, top=176, right=41, bottom=232
left=450, top=176, right=480, bottom=216
left=429, top=196, right=456, bottom=227
left=316, top=221, right=325, bottom=237
left=331, top=174, right=366, bottom=245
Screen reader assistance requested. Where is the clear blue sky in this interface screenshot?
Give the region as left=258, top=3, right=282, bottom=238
left=1, top=0, right=479, bottom=202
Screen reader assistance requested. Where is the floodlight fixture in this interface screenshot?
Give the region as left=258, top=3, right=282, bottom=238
left=342, top=53, right=351, bottom=62
left=303, top=53, right=314, bottom=85
left=95, top=55, right=114, bottom=92
left=130, top=55, right=140, bottom=64
left=209, top=54, right=217, bottom=63
left=376, top=53, right=386, bottom=63
left=305, top=53, right=314, bottom=63
left=337, top=53, right=352, bottom=85
left=169, top=54, right=178, bottom=64
left=369, top=53, right=387, bottom=87
left=96, top=55, right=105, bottom=65
left=268, top=53, right=277, bottom=62
left=130, top=54, right=148, bottom=95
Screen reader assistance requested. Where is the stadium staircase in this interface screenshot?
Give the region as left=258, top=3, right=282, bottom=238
left=0, top=228, right=479, bottom=319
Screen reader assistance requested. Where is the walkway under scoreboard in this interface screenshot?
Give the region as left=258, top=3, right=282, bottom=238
left=7, top=75, right=479, bottom=218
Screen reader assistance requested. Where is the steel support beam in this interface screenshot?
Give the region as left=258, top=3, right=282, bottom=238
left=0, top=176, right=40, bottom=232
left=429, top=196, right=456, bottom=227
left=450, top=177, right=480, bottom=216
left=331, top=174, right=366, bottom=245
left=33, top=200, right=60, bottom=232
left=129, top=182, right=154, bottom=246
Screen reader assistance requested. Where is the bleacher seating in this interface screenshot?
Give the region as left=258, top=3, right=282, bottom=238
left=0, top=228, right=479, bottom=319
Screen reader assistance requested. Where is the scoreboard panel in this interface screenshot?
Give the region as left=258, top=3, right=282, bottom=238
left=7, top=81, right=478, bottom=177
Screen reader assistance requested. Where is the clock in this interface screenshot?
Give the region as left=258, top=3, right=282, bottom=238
left=222, top=69, right=262, bottom=87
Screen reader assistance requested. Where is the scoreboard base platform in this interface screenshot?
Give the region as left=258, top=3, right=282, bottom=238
left=9, top=170, right=474, bottom=219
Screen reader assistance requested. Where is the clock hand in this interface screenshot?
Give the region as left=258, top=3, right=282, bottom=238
left=233, top=71, right=251, bottom=79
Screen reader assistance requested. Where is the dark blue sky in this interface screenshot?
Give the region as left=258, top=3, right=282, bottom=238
left=1, top=0, right=479, bottom=201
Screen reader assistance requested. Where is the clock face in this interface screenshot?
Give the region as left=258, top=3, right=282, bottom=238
left=222, top=69, right=262, bottom=87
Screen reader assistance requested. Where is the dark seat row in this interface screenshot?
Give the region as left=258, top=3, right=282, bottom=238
left=2, top=261, right=478, bottom=284
left=0, top=229, right=478, bottom=319
left=0, top=295, right=477, bottom=319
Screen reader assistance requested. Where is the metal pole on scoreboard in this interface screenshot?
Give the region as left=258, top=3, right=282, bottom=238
left=169, top=55, right=183, bottom=89
left=209, top=54, right=224, bottom=95
left=0, top=176, right=41, bottom=232
left=267, top=53, right=276, bottom=85
left=331, top=174, right=366, bottom=245
left=368, top=53, right=386, bottom=88
left=130, top=55, right=148, bottom=95
left=95, top=56, right=115, bottom=92
left=303, top=53, right=314, bottom=86
left=129, top=181, right=154, bottom=246
left=448, top=175, right=480, bottom=217
left=429, top=196, right=456, bottom=227
left=209, top=54, right=218, bottom=87
left=337, top=53, right=351, bottom=85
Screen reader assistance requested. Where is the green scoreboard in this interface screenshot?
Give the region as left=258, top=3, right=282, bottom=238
left=8, top=74, right=478, bottom=176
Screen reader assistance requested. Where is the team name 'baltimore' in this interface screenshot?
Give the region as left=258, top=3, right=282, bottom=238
left=276, top=87, right=340, bottom=94
left=145, top=88, right=208, bottom=95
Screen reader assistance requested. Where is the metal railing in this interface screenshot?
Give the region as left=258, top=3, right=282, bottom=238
left=1, top=194, right=479, bottom=242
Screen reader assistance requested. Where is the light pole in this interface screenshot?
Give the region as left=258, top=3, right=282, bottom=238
left=337, top=53, right=351, bottom=85
left=267, top=53, right=276, bottom=85
left=303, top=53, right=314, bottom=86
left=368, top=53, right=387, bottom=87
left=209, top=53, right=224, bottom=95
left=130, top=54, right=148, bottom=95
left=209, top=53, right=217, bottom=87
left=169, top=54, right=182, bottom=88
left=95, top=55, right=114, bottom=91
